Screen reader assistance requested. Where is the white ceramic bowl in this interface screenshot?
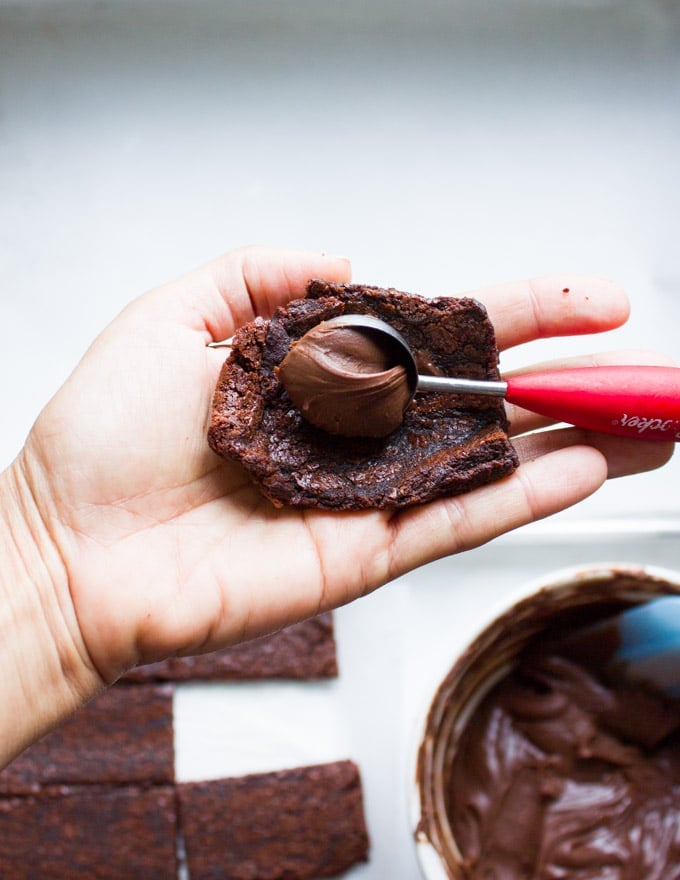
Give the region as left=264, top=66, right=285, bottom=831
left=411, top=561, right=680, bottom=880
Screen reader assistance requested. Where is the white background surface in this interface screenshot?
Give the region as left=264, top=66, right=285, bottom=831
left=1, top=1, right=679, bottom=877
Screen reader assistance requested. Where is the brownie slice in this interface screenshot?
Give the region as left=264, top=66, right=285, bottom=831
left=0, top=684, right=174, bottom=792
left=0, top=785, right=177, bottom=879
left=208, top=281, right=518, bottom=509
left=124, top=613, right=337, bottom=683
left=178, top=760, right=369, bottom=880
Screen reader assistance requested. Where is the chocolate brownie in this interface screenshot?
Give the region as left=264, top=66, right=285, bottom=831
left=0, top=684, right=174, bottom=792
left=178, top=760, right=369, bottom=879
left=124, top=613, right=338, bottom=682
left=208, top=280, right=518, bottom=509
left=0, top=785, right=177, bottom=879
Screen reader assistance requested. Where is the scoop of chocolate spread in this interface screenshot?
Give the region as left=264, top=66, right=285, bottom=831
left=277, top=322, right=411, bottom=437
left=447, top=650, right=680, bottom=879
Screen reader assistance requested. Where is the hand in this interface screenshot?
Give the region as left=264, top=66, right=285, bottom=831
left=0, top=246, right=672, bottom=764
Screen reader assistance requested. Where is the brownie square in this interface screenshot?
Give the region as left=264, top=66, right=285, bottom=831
left=0, top=684, right=174, bottom=792
left=208, top=281, right=518, bottom=509
left=124, top=613, right=337, bottom=683
left=0, top=785, right=177, bottom=879
left=178, top=760, right=370, bottom=879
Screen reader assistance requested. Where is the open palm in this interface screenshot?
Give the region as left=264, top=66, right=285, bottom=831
left=18, top=247, right=672, bottom=689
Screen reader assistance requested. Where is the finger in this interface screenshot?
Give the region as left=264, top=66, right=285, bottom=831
left=382, top=446, right=608, bottom=576
left=205, top=246, right=352, bottom=340
left=225, top=448, right=607, bottom=633
left=512, top=427, right=675, bottom=479
left=135, top=246, right=351, bottom=343
left=505, top=348, right=677, bottom=436
left=465, top=275, right=630, bottom=351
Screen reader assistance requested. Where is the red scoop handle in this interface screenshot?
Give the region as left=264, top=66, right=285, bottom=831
left=505, top=365, right=680, bottom=442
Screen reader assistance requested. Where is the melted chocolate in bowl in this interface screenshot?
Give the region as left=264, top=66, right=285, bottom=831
left=414, top=564, right=680, bottom=880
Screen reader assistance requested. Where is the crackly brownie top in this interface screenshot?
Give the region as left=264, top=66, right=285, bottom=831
left=208, top=280, right=518, bottom=509
left=177, top=760, right=369, bottom=880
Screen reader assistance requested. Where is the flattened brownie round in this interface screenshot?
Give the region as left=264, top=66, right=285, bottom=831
left=207, top=281, right=518, bottom=510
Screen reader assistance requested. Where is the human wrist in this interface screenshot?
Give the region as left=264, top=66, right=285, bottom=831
left=0, top=454, right=100, bottom=768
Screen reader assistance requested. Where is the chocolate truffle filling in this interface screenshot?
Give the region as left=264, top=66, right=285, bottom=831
left=420, top=573, right=680, bottom=880
left=278, top=322, right=411, bottom=437
left=448, top=649, right=680, bottom=879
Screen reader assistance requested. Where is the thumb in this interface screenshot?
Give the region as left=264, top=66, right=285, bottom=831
left=203, top=246, right=353, bottom=340
left=121, top=246, right=352, bottom=343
